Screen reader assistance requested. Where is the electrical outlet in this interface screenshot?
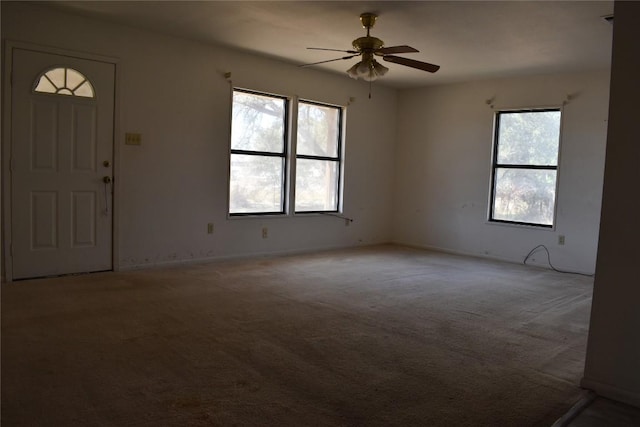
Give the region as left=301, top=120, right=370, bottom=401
left=558, top=235, right=565, bottom=245
left=262, top=227, right=268, bottom=239
left=207, top=223, right=214, bottom=234
left=345, top=218, right=350, bottom=227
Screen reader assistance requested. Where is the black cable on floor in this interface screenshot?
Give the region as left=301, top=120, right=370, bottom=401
left=523, top=244, right=594, bottom=277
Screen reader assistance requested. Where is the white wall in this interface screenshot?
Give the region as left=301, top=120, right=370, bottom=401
left=1, top=3, right=612, bottom=276
left=582, top=0, right=640, bottom=407
left=2, top=2, right=398, bottom=269
left=393, top=71, right=610, bottom=274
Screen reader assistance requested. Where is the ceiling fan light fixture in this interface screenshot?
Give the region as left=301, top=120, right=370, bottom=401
left=346, top=58, right=388, bottom=82
left=356, top=60, right=370, bottom=75
left=373, top=60, right=389, bottom=77
left=346, top=63, right=361, bottom=79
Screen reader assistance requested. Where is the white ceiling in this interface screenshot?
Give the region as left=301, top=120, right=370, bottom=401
left=46, top=1, right=614, bottom=89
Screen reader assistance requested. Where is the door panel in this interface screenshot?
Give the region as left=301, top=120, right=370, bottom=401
left=30, top=191, right=58, bottom=249
left=31, top=100, right=59, bottom=171
left=72, top=105, right=97, bottom=172
left=71, top=191, right=97, bottom=248
left=11, top=48, right=115, bottom=279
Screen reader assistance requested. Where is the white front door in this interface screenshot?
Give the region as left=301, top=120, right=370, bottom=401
left=10, top=48, right=115, bottom=280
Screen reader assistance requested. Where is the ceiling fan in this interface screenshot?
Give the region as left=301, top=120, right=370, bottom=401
left=302, top=12, right=440, bottom=82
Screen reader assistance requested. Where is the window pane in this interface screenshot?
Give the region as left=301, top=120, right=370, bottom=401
left=229, top=154, right=284, bottom=214
left=231, top=91, right=285, bottom=153
left=47, top=68, right=65, bottom=88
left=74, top=81, right=95, bottom=98
left=497, top=111, right=560, bottom=166
left=492, top=168, right=557, bottom=226
left=34, top=76, right=56, bottom=93
left=295, top=159, right=339, bottom=212
left=297, top=102, right=340, bottom=157
left=66, top=68, right=85, bottom=90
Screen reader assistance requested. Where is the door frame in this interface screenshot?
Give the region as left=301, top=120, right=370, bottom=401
left=2, top=41, right=121, bottom=282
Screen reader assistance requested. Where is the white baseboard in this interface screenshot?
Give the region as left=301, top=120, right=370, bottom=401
left=118, top=239, right=595, bottom=277
left=392, top=240, right=517, bottom=264
left=581, top=377, right=640, bottom=408
left=391, top=239, right=595, bottom=276
left=117, top=241, right=386, bottom=272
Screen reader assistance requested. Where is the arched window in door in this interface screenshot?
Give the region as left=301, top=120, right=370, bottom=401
left=33, top=67, right=95, bottom=98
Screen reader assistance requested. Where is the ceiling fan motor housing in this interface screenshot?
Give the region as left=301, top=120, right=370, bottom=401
left=352, top=36, right=384, bottom=52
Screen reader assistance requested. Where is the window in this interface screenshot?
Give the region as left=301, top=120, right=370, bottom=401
left=228, top=89, right=344, bottom=216
left=34, top=67, right=95, bottom=98
left=489, top=109, right=561, bottom=227
left=229, top=90, right=288, bottom=215
left=295, top=101, right=342, bottom=213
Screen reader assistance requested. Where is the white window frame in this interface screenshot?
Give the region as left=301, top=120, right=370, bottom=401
left=488, top=108, right=562, bottom=228
left=294, top=99, right=344, bottom=214
left=227, top=88, right=345, bottom=217
left=228, top=88, right=289, bottom=216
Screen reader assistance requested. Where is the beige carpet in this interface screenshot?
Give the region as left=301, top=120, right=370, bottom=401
left=1, top=245, right=593, bottom=426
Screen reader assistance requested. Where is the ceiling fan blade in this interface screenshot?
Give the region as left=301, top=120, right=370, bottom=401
left=382, top=55, right=440, bottom=73
left=375, top=45, right=419, bottom=55
left=307, top=47, right=359, bottom=54
left=299, top=54, right=360, bottom=67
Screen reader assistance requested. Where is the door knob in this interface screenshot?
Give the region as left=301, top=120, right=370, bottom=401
left=103, top=176, right=112, bottom=184
left=103, top=160, right=110, bottom=167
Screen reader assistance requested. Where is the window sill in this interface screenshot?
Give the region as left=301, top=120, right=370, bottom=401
left=227, top=213, right=289, bottom=220
left=486, top=219, right=556, bottom=231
